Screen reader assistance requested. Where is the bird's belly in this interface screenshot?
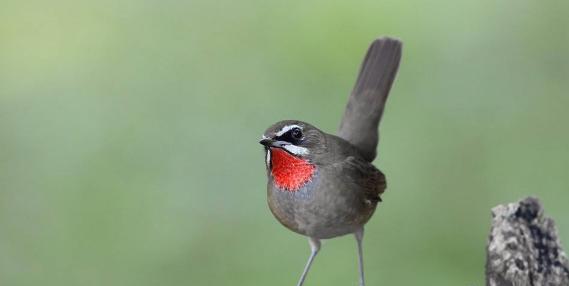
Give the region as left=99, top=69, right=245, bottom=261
left=267, top=175, right=376, bottom=239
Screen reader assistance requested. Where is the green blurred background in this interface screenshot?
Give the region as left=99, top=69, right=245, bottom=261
left=1, top=0, right=568, bottom=285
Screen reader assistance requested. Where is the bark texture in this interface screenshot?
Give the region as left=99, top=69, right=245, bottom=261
left=486, top=197, right=569, bottom=286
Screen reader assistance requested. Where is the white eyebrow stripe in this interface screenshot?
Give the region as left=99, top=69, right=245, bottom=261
left=275, top=124, right=302, bottom=137
left=282, top=145, right=309, bottom=155
left=261, top=134, right=270, bottom=140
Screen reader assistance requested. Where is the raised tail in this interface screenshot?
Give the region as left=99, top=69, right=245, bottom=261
left=338, top=37, right=402, bottom=162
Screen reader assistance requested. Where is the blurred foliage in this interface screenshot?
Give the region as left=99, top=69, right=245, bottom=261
left=1, top=0, right=568, bottom=285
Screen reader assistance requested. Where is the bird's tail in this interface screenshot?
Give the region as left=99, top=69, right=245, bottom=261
left=337, top=37, right=402, bottom=162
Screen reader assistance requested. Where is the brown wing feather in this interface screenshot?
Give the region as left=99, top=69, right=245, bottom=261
left=344, top=156, right=386, bottom=203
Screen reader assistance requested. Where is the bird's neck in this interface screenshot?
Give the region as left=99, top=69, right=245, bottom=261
left=269, top=148, right=315, bottom=192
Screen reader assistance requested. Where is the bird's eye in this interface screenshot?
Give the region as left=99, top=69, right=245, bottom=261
left=291, top=128, right=303, bottom=140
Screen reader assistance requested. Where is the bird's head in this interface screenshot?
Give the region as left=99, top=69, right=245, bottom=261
left=259, top=120, right=326, bottom=191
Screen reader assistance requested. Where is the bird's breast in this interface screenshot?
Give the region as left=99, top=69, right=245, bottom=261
left=269, top=148, right=315, bottom=192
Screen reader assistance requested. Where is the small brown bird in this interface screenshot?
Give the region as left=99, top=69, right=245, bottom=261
left=259, top=37, right=402, bottom=286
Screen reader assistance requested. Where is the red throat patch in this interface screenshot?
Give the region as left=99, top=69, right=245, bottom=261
left=269, top=148, right=315, bottom=191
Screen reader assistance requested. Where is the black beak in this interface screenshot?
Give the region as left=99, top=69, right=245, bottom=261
left=259, top=138, right=275, bottom=147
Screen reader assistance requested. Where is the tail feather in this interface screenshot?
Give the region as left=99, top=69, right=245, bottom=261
left=338, top=37, right=402, bottom=162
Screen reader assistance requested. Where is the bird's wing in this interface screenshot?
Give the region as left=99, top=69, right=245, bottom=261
left=343, top=156, right=387, bottom=202
left=338, top=37, right=402, bottom=162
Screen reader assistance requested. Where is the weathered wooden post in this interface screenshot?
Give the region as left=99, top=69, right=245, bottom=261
left=486, top=197, right=569, bottom=286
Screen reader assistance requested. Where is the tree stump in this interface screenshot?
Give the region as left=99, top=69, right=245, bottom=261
left=486, top=197, right=569, bottom=286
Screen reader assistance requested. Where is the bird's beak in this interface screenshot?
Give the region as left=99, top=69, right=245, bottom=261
left=259, top=138, right=289, bottom=149
left=259, top=138, right=276, bottom=147
left=259, top=138, right=307, bottom=156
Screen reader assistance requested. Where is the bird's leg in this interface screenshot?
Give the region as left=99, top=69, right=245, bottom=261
left=296, top=237, right=321, bottom=286
left=354, top=228, right=365, bottom=286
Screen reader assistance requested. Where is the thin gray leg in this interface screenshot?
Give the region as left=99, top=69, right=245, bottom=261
left=296, top=237, right=321, bottom=286
left=354, top=228, right=365, bottom=286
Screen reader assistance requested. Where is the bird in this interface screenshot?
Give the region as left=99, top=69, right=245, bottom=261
left=259, top=37, right=402, bottom=286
